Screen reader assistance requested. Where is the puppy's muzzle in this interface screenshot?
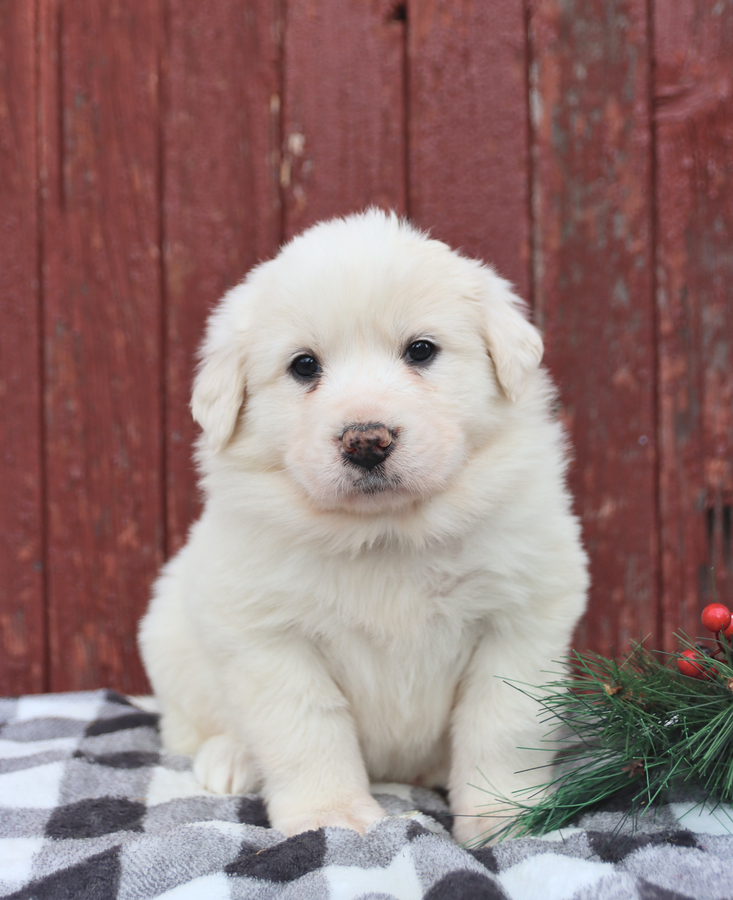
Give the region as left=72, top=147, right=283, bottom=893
left=340, top=424, right=394, bottom=471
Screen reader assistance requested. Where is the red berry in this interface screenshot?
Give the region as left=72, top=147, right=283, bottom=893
left=701, top=603, right=732, bottom=633
left=677, top=649, right=706, bottom=678
left=724, top=619, right=733, bottom=639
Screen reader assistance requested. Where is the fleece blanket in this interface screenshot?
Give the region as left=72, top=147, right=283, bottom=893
left=2, top=691, right=733, bottom=900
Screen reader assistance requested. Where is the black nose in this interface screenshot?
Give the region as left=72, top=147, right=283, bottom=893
left=340, top=424, right=394, bottom=470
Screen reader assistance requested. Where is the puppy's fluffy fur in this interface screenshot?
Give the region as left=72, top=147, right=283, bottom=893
left=139, top=210, right=588, bottom=843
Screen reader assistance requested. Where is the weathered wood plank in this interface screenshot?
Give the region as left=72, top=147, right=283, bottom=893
left=655, top=0, right=733, bottom=642
left=164, top=0, right=282, bottom=556
left=40, top=0, right=163, bottom=692
left=282, top=0, right=406, bottom=238
left=408, top=0, right=531, bottom=296
left=529, top=0, right=658, bottom=653
left=0, top=0, right=45, bottom=694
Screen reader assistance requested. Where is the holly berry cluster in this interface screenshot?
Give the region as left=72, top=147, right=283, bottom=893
left=676, top=603, right=733, bottom=678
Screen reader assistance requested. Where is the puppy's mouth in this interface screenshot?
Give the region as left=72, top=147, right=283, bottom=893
left=349, top=468, right=402, bottom=495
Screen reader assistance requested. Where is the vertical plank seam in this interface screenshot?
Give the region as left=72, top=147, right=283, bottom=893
left=647, top=0, right=663, bottom=647
left=277, top=0, right=286, bottom=247
left=522, top=0, right=535, bottom=310
left=158, top=0, right=169, bottom=563
left=36, top=0, right=50, bottom=692
left=402, top=1, right=410, bottom=219
left=55, top=1, right=64, bottom=213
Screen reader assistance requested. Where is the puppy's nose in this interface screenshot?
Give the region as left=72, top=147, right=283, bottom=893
left=340, top=424, right=394, bottom=470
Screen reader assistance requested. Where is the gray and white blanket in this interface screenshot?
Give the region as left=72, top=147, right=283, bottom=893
left=1, top=690, right=733, bottom=899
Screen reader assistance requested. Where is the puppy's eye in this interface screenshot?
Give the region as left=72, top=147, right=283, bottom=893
left=290, top=354, right=322, bottom=381
left=405, top=340, right=437, bottom=365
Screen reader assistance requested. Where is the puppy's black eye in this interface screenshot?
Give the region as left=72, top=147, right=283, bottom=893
left=290, top=354, right=322, bottom=381
left=405, top=340, right=437, bottom=365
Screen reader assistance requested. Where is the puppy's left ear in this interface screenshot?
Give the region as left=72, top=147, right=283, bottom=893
left=191, top=285, right=250, bottom=452
left=480, top=269, right=543, bottom=401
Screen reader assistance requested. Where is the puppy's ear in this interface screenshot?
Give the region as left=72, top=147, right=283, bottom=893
left=481, top=270, right=543, bottom=401
left=191, top=287, right=249, bottom=452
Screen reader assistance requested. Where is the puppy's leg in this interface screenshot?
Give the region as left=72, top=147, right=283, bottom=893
left=194, top=733, right=260, bottom=795
left=449, top=620, right=569, bottom=845
left=159, top=703, right=204, bottom=756
left=219, top=633, right=386, bottom=837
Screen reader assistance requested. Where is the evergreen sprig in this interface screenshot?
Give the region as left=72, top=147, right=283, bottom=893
left=477, top=638, right=733, bottom=843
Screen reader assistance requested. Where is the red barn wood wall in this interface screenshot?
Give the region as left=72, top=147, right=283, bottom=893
left=0, top=0, right=731, bottom=693
left=0, top=1, right=44, bottom=695
left=163, top=0, right=282, bottom=557
left=38, top=0, right=164, bottom=693
left=282, top=0, right=407, bottom=237
left=529, top=0, right=658, bottom=653
left=408, top=0, right=531, bottom=297
left=655, top=0, right=733, bottom=645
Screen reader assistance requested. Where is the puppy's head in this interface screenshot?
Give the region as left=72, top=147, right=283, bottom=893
left=192, top=210, right=543, bottom=515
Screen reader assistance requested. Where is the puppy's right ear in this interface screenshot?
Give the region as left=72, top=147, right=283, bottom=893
left=191, top=287, right=249, bottom=452
left=480, top=268, right=543, bottom=402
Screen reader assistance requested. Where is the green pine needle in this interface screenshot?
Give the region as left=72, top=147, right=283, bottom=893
left=476, top=638, right=733, bottom=844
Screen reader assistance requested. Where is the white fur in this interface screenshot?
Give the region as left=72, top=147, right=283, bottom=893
left=139, top=210, right=588, bottom=844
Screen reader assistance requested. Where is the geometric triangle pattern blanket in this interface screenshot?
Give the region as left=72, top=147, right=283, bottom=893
left=2, top=691, right=733, bottom=900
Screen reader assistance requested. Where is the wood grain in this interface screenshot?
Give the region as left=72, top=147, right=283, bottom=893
left=529, top=0, right=658, bottom=653
left=282, top=0, right=406, bottom=238
left=2, top=0, right=732, bottom=689
left=408, top=0, right=531, bottom=296
left=655, top=0, right=733, bottom=642
left=39, top=0, right=163, bottom=692
left=0, top=0, right=45, bottom=694
left=163, top=0, right=282, bottom=556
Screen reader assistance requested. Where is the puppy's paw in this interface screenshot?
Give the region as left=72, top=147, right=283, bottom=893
left=193, top=733, right=259, bottom=795
left=271, top=795, right=387, bottom=837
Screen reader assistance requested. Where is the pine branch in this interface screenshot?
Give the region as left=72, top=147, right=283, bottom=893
left=477, top=639, right=733, bottom=844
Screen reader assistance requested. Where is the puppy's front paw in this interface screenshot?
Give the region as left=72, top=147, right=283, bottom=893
left=271, top=794, right=387, bottom=837
left=194, top=733, right=259, bottom=795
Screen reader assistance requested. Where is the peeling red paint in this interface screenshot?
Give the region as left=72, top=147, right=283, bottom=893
left=656, top=0, right=733, bottom=641
left=530, top=0, right=658, bottom=653
left=282, top=0, right=406, bottom=239
left=0, top=1, right=45, bottom=694
left=408, top=0, right=531, bottom=296
left=40, top=0, right=164, bottom=693
left=164, top=0, right=282, bottom=558
left=2, top=0, right=732, bottom=690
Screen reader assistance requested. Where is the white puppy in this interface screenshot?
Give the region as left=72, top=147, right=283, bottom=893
left=139, top=210, right=588, bottom=844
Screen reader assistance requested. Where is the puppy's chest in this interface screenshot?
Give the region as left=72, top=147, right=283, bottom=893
left=298, top=552, right=487, bottom=711
left=318, top=614, right=474, bottom=775
left=301, top=551, right=487, bottom=633
left=314, top=563, right=478, bottom=696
